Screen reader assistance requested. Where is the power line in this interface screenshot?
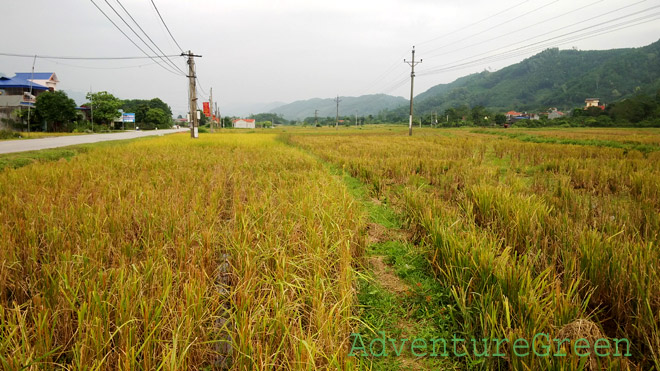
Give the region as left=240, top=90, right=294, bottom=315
left=361, top=1, right=553, bottom=96
left=417, top=0, right=532, bottom=46
left=100, top=0, right=184, bottom=76
left=0, top=52, right=180, bottom=60
left=113, top=0, right=186, bottom=75
left=357, top=50, right=409, bottom=95
left=426, top=0, right=606, bottom=60
left=361, top=1, right=553, bottom=97
left=424, top=0, right=561, bottom=57
left=418, top=9, right=660, bottom=77
left=418, top=4, right=660, bottom=76
left=151, top=0, right=184, bottom=53
left=43, top=58, right=160, bottom=70
left=88, top=0, right=182, bottom=76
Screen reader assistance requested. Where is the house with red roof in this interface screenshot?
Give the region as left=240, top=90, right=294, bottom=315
left=548, top=108, right=565, bottom=120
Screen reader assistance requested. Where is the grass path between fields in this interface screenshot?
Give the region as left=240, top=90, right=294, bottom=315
left=289, top=137, right=466, bottom=369
left=338, top=171, right=461, bottom=370
left=283, top=134, right=462, bottom=369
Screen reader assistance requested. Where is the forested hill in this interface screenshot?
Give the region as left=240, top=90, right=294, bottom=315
left=270, top=94, right=407, bottom=120
left=410, top=39, right=660, bottom=115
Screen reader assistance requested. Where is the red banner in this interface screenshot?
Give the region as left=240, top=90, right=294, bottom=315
left=203, top=102, right=211, bottom=117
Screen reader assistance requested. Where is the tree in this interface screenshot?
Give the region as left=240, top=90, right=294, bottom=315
left=35, top=91, right=78, bottom=131
left=143, top=108, right=171, bottom=129
left=471, top=105, right=490, bottom=125
left=494, top=114, right=507, bottom=125
left=87, top=91, right=122, bottom=126
left=149, top=98, right=173, bottom=118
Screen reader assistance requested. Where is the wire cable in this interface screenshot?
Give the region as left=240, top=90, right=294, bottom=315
left=417, top=0, right=532, bottom=46
left=89, top=0, right=182, bottom=76
left=101, top=0, right=184, bottom=76
left=426, top=0, right=605, bottom=60
left=43, top=58, right=160, bottom=70
left=418, top=10, right=660, bottom=77
left=0, top=52, right=181, bottom=60
left=113, top=0, right=186, bottom=75
left=151, top=0, right=184, bottom=53
left=424, top=0, right=561, bottom=57
left=418, top=3, right=659, bottom=76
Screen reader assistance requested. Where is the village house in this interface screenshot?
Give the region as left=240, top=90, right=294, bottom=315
left=547, top=108, right=565, bottom=120
left=506, top=110, right=539, bottom=123
left=232, top=118, right=256, bottom=129
left=0, top=72, right=59, bottom=128
left=585, top=98, right=606, bottom=110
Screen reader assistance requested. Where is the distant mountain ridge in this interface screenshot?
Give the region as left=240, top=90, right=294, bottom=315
left=408, top=39, right=660, bottom=115
left=270, top=94, right=407, bottom=120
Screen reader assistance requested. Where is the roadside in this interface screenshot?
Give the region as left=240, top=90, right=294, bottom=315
left=0, top=127, right=188, bottom=154
left=0, top=129, right=187, bottom=171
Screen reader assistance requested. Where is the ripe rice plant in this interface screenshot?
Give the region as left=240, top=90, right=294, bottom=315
left=290, top=127, right=660, bottom=369
left=0, top=133, right=365, bottom=369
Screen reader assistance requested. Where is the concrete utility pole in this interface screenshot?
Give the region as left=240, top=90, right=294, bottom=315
left=209, top=87, right=214, bottom=132
left=27, top=55, right=36, bottom=133
left=314, top=109, right=319, bottom=126
left=334, top=95, right=342, bottom=129
left=355, top=112, right=358, bottom=126
left=215, top=102, right=220, bottom=130
left=182, top=50, right=202, bottom=138
left=90, top=86, right=94, bottom=132
left=404, top=46, right=422, bottom=136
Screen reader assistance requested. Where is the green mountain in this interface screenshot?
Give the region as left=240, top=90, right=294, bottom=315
left=411, top=39, right=660, bottom=115
left=270, top=94, right=407, bottom=120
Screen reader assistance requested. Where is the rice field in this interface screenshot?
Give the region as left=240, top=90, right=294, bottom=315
left=289, top=127, right=660, bottom=369
left=0, top=133, right=365, bottom=369
left=1, top=127, right=659, bottom=369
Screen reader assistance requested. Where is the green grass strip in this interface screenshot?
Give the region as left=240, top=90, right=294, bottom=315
left=473, top=129, right=660, bottom=153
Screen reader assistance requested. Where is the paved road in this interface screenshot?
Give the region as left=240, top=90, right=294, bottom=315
left=0, top=128, right=190, bottom=154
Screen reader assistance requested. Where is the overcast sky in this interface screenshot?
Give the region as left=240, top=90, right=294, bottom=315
left=3, top=0, right=659, bottom=117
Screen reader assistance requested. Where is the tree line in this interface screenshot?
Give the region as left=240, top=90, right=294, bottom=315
left=9, top=90, right=174, bottom=132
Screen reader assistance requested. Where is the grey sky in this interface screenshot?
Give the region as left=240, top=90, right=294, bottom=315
left=3, top=0, right=659, bottom=117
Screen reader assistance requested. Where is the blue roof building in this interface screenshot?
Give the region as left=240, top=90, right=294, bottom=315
left=0, top=72, right=59, bottom=128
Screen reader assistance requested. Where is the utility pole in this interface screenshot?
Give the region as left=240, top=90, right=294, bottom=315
left=334, top=95, right=342, bottom=129
left=314, top=109, right=319, bottom=127
left=215, top=102, right=219, bottom=130
left=355, top=112, right=358, bottom=127
left=27, top=55, right=36, bottom=133
left=404, top=46, right=422, bottom=136
left=209, top=87, right=214, bottom=133
left=182, top=50, right=202, bottom=138
left=90, top=86, right=94, bottom=132
left=433, top=111, right=437, bottom=127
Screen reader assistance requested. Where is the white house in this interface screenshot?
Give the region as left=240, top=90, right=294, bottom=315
left=585, top=98, right=600, bottom=108
left=233, top=118, right=256, bottom=129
